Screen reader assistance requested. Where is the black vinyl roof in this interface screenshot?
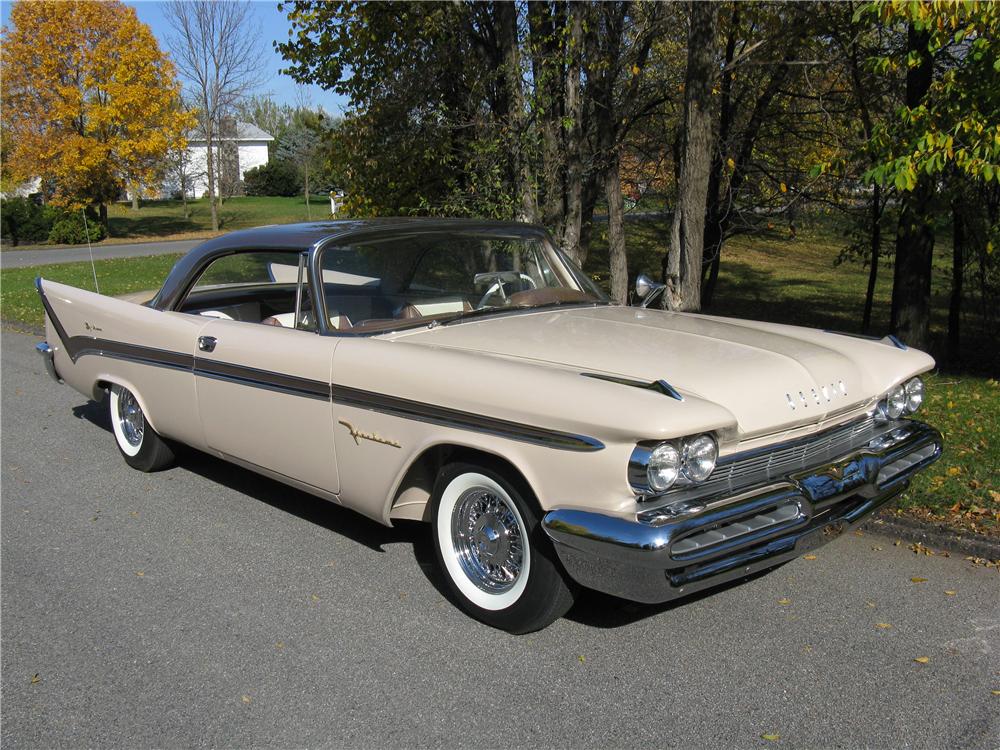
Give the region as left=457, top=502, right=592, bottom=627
left=151, top=218, right=548, bottom=311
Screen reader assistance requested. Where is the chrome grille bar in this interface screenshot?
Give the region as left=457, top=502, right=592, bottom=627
left=669, top=414, right=878, bottom=500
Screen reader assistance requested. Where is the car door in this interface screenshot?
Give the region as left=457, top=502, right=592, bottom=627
left=192, top=318, right=341, bottom=495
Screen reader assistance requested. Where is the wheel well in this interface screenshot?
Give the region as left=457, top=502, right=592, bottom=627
left=390, top=444, right=537, bottom=521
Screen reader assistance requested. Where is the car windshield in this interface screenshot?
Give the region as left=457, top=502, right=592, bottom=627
left=318, top=231, right=607, bottom=333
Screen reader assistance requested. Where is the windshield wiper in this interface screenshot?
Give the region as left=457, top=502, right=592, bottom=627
left=436, top=299, right=606, bottom=327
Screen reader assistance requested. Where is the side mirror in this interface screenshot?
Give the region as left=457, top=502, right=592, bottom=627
left=634, top=274, right=666, bottom=308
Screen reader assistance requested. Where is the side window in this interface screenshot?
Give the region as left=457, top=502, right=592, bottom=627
left=191, top=251, right=301, bottom=289
left=180, top=250, right=310, bottom=327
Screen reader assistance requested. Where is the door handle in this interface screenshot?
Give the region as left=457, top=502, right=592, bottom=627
left=197, top=335, right=217, bottom=353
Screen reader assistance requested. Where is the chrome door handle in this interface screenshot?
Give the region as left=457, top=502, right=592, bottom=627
left=197, top=336, right=217, bottom=353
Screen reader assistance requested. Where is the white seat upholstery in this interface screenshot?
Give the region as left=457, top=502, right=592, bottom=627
left=199, top=310, right=234, bottom=320
left=261, top=312, right=352, bottom=330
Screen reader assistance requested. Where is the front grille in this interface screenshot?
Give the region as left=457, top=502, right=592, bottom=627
left=693, top=414, right=877, bottom=498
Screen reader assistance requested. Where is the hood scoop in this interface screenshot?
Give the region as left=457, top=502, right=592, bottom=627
left=580, top=372, right=684, bottom=401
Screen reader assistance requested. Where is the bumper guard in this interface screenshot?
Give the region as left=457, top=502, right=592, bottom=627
left=542, top=419, right=942, bottom=603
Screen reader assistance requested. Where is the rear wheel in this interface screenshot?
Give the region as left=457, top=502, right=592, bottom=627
left=431, top=461, right=576, bottom=633
left=109, top=384, right=174, bottom=472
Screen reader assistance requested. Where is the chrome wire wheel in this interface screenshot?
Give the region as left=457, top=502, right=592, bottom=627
left=436, top=470, right=532, bottom=611
left=116, top=388, right=145, bottom=448
left=451, top=488, right=525, bottom=594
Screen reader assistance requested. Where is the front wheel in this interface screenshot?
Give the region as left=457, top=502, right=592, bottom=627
left=431, top=462, right=576, bottom=633
left=109, top=384, right=174, bottom=472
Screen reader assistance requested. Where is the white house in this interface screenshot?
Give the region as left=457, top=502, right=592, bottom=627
left=166, top=121, right=274, bottom=198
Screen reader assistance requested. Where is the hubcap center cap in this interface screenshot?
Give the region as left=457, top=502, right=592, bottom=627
left=473, top=514, right=508, bottom=564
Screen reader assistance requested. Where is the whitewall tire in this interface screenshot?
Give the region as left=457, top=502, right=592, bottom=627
left=108, top=384, right=175, bottom=472
left=431, top=461, right=576, bottom=633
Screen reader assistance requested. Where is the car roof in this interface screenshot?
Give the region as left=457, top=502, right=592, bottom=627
left=151, top=218, right=547, bottom=311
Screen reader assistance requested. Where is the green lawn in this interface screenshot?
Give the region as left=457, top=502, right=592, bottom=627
left=1, top=254, right=182, bottom=332
left=2, top=218, right=997, bottom=535
left=3, top=195, right=333, bottom=248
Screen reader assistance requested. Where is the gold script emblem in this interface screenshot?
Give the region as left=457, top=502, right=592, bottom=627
left=338, top=419, right=401, bottom=448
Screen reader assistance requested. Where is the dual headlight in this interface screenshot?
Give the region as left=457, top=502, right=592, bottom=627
left=876, top=376, right=924, bottom=422
left=634, top=434, right=718, bottom=494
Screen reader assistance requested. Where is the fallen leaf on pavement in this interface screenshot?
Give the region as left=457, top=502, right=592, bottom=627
left=777, top=598, right=791, bottom=606
left=875, top=623, right=892, bottom=629
left=761, top=733, right=780, bottom=741
left=991, top=690, right=1000, bottom=696
left=803, top=554, right=817, bottom=560
left=913, top=656, right=930, bottom=664
left=910, top=542, right=934, bottom=556
left=241, top=695, right=252, bottom=704
left=944, top=590, right=957, bottom=596
left=871, top=546, right=883, bottom=551
left=910, top=577, right=928, bottom=583
left=578, top=655, right=585, bottom=663
left=30, top=674, right=40, bottom=685
left=136, top=571, right=144, bottom=578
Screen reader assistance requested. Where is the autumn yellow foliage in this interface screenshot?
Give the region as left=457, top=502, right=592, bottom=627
left=1, top=0, right=193, bottom=216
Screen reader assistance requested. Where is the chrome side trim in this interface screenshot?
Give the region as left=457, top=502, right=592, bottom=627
left=331, top=384, right=605, bottom=452
left=35, top=341, right=63, bottom=383
left=37, top=276, right=604, bottom=450
left=580, top=372, right=684, bottom=401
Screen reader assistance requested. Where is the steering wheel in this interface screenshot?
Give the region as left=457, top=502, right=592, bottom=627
left=474, top=271, right=538, bottom=309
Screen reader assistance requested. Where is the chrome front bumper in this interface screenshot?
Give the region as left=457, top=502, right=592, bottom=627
left=36, top=341, right=62, bottom=383
left=542, top=419, right=942, bottom=604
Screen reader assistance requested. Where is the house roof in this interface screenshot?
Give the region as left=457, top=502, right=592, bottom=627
left=188, top=121, right=275, bottom=143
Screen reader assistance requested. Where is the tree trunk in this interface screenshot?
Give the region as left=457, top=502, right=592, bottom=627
left=605, top=157, right=628, bottom=304
left=861, top=183, right=882, bottom=334
left=664, top=1, right=717, bottom=312
left=304, top=167, right=311, bottom=220
left=947, top=197, right=964, bottom=363
left=205, top=122, right=219, bottom=231
left=99, top=202, right=108, bottom=233
left=890, top=24, right=934, bottom=350
left=528, top=1, right=566, bottom=235
left=559, top=2, right=585, bottom=264
left=131, top=188, right=139, bottom=211
left=497, top=0, right=538, bottom=225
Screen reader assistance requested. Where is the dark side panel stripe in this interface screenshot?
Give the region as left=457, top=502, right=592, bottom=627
left=194, top=359, right=330, bottom=400
left=331, top=384, right=605, bottom=452
left=37, top=280, right=602, bottom=451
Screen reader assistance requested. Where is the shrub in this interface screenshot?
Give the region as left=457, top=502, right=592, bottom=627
left=243, top=160, right=301, bottom=197
left=47, top=211, right=106, bottom=245
left=0, top=197, right=61, bottom=245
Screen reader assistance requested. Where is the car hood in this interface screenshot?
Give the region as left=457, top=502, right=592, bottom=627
left=396, top=305, right=933, bottom=437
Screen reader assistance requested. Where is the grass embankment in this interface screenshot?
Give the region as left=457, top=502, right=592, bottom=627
left=2, top=219, right=997, bottom=535
left=0, top=254, right=182, bottom=332
left=2, top=195, right=331, bottom=248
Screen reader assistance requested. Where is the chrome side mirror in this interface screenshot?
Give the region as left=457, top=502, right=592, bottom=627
left=635, top=274, right=666, bottom=308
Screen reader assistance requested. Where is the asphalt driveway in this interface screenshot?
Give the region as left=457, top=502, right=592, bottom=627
left=1, top=239, right=200, bottom=269
left=2, top=329, right=998, bottom=749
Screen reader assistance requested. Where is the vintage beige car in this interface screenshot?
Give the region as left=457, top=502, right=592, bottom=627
left=36, top=219, right=942, bottom=632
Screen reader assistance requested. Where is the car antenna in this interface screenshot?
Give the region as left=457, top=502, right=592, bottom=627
left=81, top=208, right=100, bottom=294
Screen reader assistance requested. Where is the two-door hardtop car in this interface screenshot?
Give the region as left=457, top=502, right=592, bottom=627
left=36, top=219, right=942, bottom=632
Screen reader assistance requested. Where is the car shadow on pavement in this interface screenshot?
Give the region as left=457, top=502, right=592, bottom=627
left=71, top=397, right=428, bottom=557
left=566, top=566, right=782, bottom=629
left=70, top=395, right=775, bottom=630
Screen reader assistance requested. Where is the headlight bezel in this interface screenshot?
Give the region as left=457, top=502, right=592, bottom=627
left=874, top=376, right=925, bottom=423
left=629, top=433, right=719, bottom=497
